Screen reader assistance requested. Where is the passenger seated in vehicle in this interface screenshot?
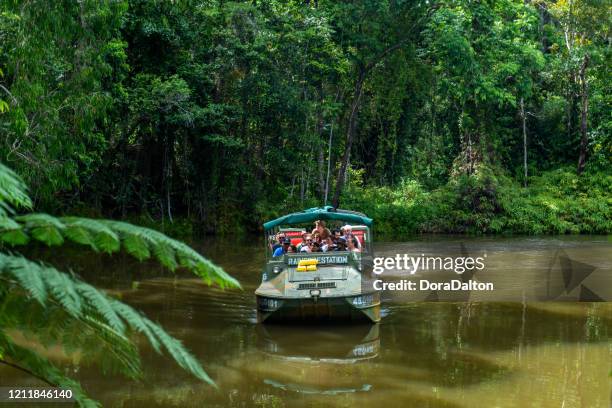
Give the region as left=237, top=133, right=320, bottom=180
left=321, top=236, right=335, bottom=252
left=270, top=232, right=286, bottom=253
left=332, top=229, right=341, bottom=240
left=312, top=220, right=331, bottom=240
left=347, top=236, right=361, bottom=253
left=272, top=238, right=292, bottom=257
left=341, top=225, right=361, bottom=250
left=296, top=233, right=311, bottom=252
left=299, top=239, right=312, bottom=252
left=310, top=241, right=322, bottom=253
left=335, top=237, right=347, bottom=251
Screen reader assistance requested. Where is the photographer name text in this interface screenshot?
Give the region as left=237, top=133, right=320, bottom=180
left=373, top=279, right=494, bottom=291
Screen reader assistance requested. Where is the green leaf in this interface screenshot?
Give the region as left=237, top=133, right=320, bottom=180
left=31, top=226, right=64, bottom=246
left=143, top=319, right=215, bottom=386
left=121, top=233, right=151, bottom=260
left=0, top=229, right=30, bottom=245
left=0, top=163, right=32, bottom=214
left=61, top=217, right=120, bottom=253
left=151, top=242, right=178, bottom=271
left=8, top=214, right=240, bottom=289
left=75, top=282, right=126, bottom=333
left=63, top=225, right=96, bottom=248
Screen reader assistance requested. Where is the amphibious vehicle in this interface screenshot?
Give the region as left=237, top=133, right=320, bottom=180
left=255, top=206, right=380, bottom=323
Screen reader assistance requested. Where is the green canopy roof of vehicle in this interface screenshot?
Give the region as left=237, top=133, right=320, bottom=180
left=263, top=206, right=372, bottom=230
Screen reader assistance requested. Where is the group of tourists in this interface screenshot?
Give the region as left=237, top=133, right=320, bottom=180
left=270, top=220, right=362, bottom=257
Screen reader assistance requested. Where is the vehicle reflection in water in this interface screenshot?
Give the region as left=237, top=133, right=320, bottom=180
left=256, top=324, right=379, bottom=395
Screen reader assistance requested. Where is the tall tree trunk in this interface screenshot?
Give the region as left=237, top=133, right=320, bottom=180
left=317, top=144, right=325, bottom=199
left=520, top=97, right=528, bottom=187
left=567, top=74, right=574, bottom=141
left=324, top=123, right=333, bottom=205
left=331, top=67, right=366, bottom=208
left=163, top=132, right=174, bottom=222
left=300, top=168, right=305, bottom=204
left=331, top=40, right=409, bottom=208
left=467, top=131, right=473, bottom=176
left=577, top=54, right=589, bottom=175
left=316, top=90, right=326, bottom=200
left=428, top=80, right=436, bottom=176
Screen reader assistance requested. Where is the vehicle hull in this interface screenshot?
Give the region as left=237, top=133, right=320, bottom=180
left=256, top=294, right=380, bottom=323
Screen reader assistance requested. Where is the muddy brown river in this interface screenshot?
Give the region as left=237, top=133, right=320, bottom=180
left=1, top=236, right=611, bottom=407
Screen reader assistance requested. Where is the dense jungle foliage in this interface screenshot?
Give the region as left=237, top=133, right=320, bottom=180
left=0, top=0, right=610, bottom=235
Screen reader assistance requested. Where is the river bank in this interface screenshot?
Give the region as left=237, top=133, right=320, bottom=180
left=124, top=168, right=611, bottom=239
left=342, top=167, right=611, bottom=236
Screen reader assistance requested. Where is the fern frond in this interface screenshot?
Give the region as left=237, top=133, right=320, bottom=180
left=100, top=220, right=239, bottom=288
left=39, top=265, right=83, bottom=317
left=121, top=232, right=151, bottom=260
left=107, top=299, right=161, bottom=352
left=1, top=214, right=241, bottom=289
left=75, top=281, right=126, bottom=333
left=152, top=241, right=178, bottom=270
left=0, top=255, right=47, bottom=305
left=143, top=319, right=215, bottom=386
left=78, top=315, right=141, bottom=378
left=0, top=254, right=215, bottom=388
left=0, top=289, right=141, bottom=380
left=16, top=213, right=65, bottom=229
left=61, top=217, right=120, bottom=253
left=0, top=216, right=20, bottom=230
left=15, top=213, right=65, bottom=246
left=0, top=227, right=30, bottom=245
left=0, top=163, right=32, bottom=215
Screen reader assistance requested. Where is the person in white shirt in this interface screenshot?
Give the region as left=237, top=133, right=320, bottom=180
left=341, top=225, right=362, bottom=250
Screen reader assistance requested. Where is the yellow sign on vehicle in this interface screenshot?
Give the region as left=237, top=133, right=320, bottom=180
left=296, top=259, right=318, bottom=271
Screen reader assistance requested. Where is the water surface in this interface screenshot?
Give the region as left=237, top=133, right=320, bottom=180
left=1, top=236, right=611, bottom=407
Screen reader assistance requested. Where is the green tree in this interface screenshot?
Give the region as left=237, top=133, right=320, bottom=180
left=327, top=0, right=430, bottom=207
left=0, top=0, right=609, bottom=234
left=0, top=0, right=128, bottom=208
left=423, top=0, right=545, bottom=176
left=545, top=0, right=610, bottom=174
